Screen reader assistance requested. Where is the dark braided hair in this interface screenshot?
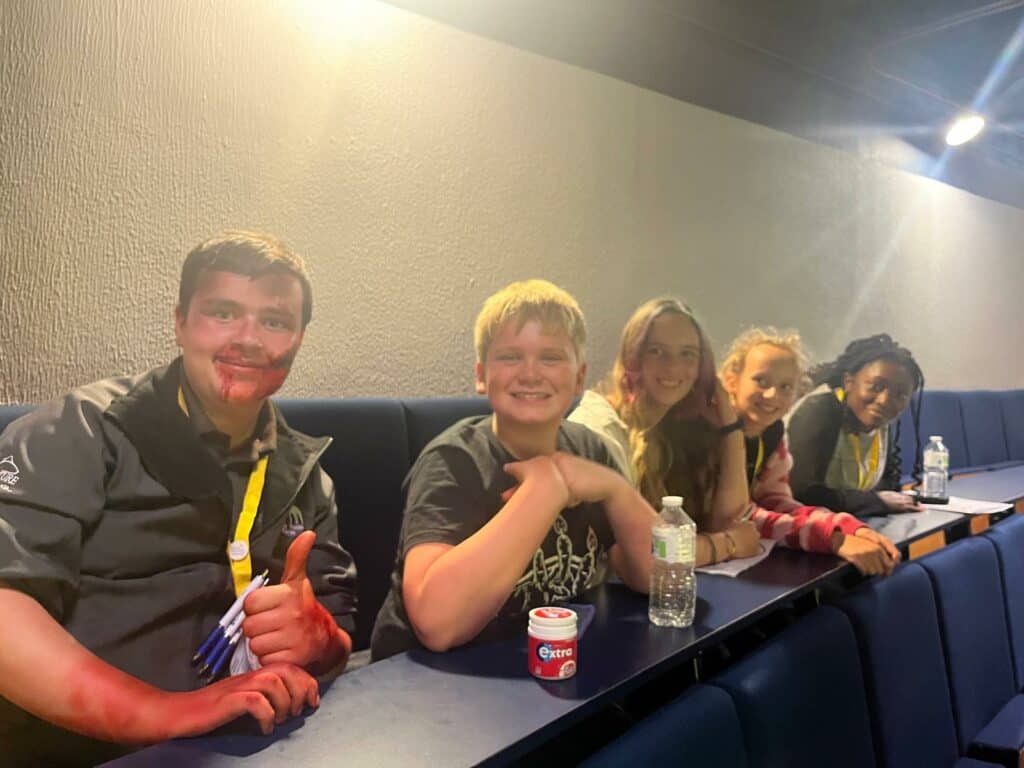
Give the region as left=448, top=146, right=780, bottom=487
left=811, top=334, right=926, bottom=481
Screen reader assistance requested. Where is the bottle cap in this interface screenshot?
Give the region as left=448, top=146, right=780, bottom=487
left=929, top=435, right=942, bottom=441
left=529, top=606, right=577, bottom=628
left=661, top=495, right=684, bottom=507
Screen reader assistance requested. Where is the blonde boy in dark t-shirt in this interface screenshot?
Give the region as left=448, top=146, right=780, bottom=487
left=372, top=280, right=658, bottom=659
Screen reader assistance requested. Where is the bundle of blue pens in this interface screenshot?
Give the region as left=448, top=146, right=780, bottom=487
left=192, top=570, right=269, bottom=683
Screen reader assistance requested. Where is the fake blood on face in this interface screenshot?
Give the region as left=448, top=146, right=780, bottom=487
left=175, top=270, right=305, bottom=414
left=214, top=348, right=295, bottom=403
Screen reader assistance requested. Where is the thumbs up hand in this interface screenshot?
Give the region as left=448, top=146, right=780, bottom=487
left=243, top=531, right=350, bottom=673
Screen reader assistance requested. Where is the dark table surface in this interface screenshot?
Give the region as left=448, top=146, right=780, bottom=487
left=949, top=465, right=1024, bottom=503
left=866, top=506, right=964, bottom=541
left=104, top=501, right=975, bottom=768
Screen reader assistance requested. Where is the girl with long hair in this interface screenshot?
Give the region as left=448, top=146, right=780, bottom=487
left=570, top=298, right=759, bottom=567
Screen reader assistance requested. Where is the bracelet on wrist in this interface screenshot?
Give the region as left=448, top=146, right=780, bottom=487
left=718, top=418, right=743, bottom=436
left=723, top=530, right=737, bottom=558
left=704, top=533, right=719, bottom=565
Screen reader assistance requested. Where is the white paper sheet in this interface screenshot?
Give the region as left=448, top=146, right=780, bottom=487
left=696, top=539, right=777, bottom=578
left=922, top=495, right=1010, bottom=515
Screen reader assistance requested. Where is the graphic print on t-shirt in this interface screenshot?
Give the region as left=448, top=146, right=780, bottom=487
left=510, top=514, right=601, bottom=610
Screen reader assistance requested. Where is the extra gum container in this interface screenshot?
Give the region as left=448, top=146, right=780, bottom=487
left=528, top=606, right=578, bottom=680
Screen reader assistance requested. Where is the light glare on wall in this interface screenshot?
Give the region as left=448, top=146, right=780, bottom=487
left=293, top=0, right=390, bottom=45
left=945, top=114, right=985, bottom=146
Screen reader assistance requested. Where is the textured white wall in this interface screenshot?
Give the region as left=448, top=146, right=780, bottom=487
left=2, top=0, right=1022, bottom=404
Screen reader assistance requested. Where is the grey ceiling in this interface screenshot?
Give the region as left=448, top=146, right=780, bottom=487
left=385, top=0, right=1024, bottom=210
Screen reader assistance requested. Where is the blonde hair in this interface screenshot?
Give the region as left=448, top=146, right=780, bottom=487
left=719, top=327, right=811, bottom=393
left=602, top=298, right=718, bottom=517
left=473, top=279, right=586, bottom=363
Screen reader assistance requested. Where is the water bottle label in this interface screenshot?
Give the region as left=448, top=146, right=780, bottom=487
left=924, top=449, right=949, bottom=470
left=652, top=528, right=694, bottom=564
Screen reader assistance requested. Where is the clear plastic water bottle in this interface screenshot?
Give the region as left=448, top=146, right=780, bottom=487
left=649, top=495, right=696, bottom=627
left=922, top=435, right=949, bottom=501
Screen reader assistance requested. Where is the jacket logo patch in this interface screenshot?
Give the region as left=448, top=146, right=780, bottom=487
left=0, top=456, right=20, bottom=491
left=281, top=506, right=306, bottom=538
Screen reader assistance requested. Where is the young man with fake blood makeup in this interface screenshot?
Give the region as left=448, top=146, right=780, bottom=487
left=0, top=231, right=356, bottom=766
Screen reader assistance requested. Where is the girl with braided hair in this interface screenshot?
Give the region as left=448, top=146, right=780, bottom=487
left=785, top=334, right=924, bottom=518
left=569, top=298, right=761, bottom=567
left=720, top=328, right=899, bottom=575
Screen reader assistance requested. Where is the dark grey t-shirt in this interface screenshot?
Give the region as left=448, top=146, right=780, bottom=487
left=370, top=416, right=618, bottom=660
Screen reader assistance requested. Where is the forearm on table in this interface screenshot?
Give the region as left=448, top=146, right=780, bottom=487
left=604, top=482, right=658, bottom=592
left=405, top=479, right=564, bottom=650
left=0, top=588, right=168, bottom=744
left=695, top=530, right=739, bottom=565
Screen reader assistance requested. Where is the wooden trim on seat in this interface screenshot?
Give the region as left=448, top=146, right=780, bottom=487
left=969, top=516, right=991, bottom=534
left=909, top=531, right=947, bottom=559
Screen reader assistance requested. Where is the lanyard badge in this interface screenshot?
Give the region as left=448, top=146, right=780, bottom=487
left=228, top=455, right=270, bottom=597
left=179, top=385, right=271, bottom=598
left=835, top=388, right=880, bottom=490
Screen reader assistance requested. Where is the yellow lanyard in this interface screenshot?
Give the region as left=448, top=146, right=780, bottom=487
left=847, top=431, right=880, bottom=490
left=179, top=387, right=270, bottom=597
left=835, top=388, right=880, bottom=490
left=228, top=456, right=269, bottom=596
left=752, top=437, right=765, bottom=480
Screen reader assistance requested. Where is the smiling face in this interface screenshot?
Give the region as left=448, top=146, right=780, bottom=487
left=475, top=318, right=585, bottom=430
left=638, top=313, right=701, bottom=415
left=842, top=358, right=916, bottom=430
left=174, top=269, right=305, bottom=414
left=725, top=343, right=800, bottom=436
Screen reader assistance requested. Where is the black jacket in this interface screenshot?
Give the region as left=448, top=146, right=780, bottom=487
left=0, top=359, right=357, bottom=765
left=786, top=387, right=902, bottom=517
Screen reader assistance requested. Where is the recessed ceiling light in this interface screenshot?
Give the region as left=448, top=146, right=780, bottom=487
left=945, top=114, right=985, bottom=146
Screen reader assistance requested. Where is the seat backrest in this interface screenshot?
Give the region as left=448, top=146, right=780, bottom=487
left=837, top=563, right=960, bottom=768
left=917, top=536, right=1017, bottom=752
left=959, top=390, right=1010, bottom=467
left=401, top=397, right=491, bottom=462
left=275, top=398, right=410, bottom=651
left=918, top=391, right=969, bottom=472
left=997, top=391, right=1024, bottom=461
left=711, top=606, right=876, bottom=768
left=0, top=404, right=34, bottom=436
left=984, top=515, right=1024, bottom=691
left=580, top=684, right=748, bottom=768
left=896, top=397, right=921, bottom=483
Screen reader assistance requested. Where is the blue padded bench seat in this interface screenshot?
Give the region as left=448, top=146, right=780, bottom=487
left=581, top=684, right=748, bottom=767
left=838, top=563, right=984, bottom=767
left=711, top=606, right=878, bottom=768
left=1000, top=391, right=1024, bottom=462
left=898, top=390, right=969, bottom=483
left=960, top=391, right=1012, bottom=470
left=897, top=398, right=920, bottom=486
left=918, top=536, right=1024, bottom=760
left=401, top=396, right=491, bottom=461
left=919, top=391, right=970, bottom=473
left=985, top=516, right=1024, bottom=691
left=276, top=398, right=409, bottom=651
left=896, top=390, right=1024, bottom=485
left=0, top=404, right=32, bottom=435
